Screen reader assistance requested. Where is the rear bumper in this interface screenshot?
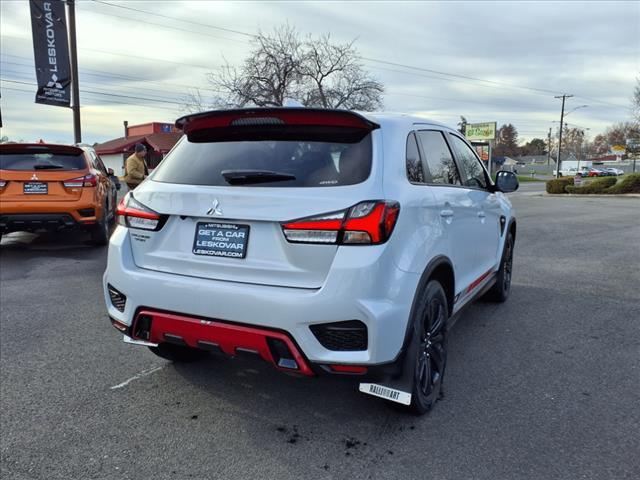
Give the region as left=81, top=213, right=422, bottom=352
left=0, top=199, right=100, bottom=231
left=0, top=213, right=80, bottom=232
left=104, top=226, right=420, bottom=365
left=120, top=309, right=315, bottom=376
left=0, top=212, right=99, bottom=232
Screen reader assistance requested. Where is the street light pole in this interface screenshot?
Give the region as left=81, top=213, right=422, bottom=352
left=66, top=0, right=81, bottom=143
left=547, top=127, right=552, bottom=166
left=554, top=94, right=573, bottom=178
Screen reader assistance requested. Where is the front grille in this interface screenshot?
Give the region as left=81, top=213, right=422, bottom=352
left=107, top=284, right=126, bottom=312
left=309, top=320, right=368, bottom=351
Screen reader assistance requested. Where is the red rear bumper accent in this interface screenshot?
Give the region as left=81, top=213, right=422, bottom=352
left=135, top=310, right=315, bottom=376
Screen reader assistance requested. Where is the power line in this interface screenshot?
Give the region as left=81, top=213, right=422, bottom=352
left=1, top=55, right=224, bottom=93
left=1, top=79, right=187, bottom=107
left=0, top=85, right=179, bottom=113
left=362, top=57, right=562, bottom=96
left=90, top=0, right=254, bottom=38
left=87, top=0, right=623, bottom=108
left=78, top=2, right=251, bottom=45
left=1, top=61, right=223, bottom=100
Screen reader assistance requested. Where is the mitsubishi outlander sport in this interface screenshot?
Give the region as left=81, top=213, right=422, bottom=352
left=104, top=108, right=518, bottom=414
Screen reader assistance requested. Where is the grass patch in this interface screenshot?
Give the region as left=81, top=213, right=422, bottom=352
left=516, top=175, right=545, bottom=183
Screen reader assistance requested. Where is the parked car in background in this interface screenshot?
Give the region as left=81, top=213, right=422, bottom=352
left=586, top=168, right=606, bottom=177
left=604, top=167, right=624, bottom=176
left=104, top=108, right=519, bottom=414
left=0, top=143, right=117, bottom=244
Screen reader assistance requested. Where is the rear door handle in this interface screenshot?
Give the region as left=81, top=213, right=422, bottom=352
left=477, top=211, right=486, bottom=218
left=440, top=209, right=454, bottom=218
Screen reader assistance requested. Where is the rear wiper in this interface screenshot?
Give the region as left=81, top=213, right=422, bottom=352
left=33, top=164, right=64, bottom=169
left=221, top=169, right=296, bottom=185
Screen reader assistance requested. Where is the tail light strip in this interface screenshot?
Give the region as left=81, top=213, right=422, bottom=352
left=63, top=174, right=97, bottom=188
left=116, top=194, right=167, bottom=231
left=282, top=200, right=400, bottom=245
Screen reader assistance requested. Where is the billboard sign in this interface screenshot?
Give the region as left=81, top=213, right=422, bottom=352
left=465, top=122, right=497, bottom=141
left=611, top=145, right=626, bottom=155
left=30, top=0, right=71, bottom=107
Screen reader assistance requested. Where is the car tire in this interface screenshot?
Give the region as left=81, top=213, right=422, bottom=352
left=148, top=343, right=209, bottom=363
left=404, top=280, right=449, bottom=415
left=483, top=232, right=514, bottom=303
left=90, top=205, right=110, bottom=246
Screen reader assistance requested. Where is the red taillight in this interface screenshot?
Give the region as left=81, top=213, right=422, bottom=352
left=117, top=193, right=165, bottom=231
left=282, top=201, right=400, bottom=245
left=63, top=174, right=97, bottom=188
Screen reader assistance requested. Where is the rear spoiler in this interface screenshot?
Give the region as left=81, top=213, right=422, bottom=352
left=175, top=108, right=380, bottom=142
left=0, top=143, right=85, bottom=156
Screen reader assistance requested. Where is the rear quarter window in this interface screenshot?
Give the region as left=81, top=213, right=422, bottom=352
left=151, top=134, right=372, bottom=187
left=0, top=153, right=87, bottom=171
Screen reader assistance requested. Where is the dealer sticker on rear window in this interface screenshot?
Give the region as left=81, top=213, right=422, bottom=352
left=192, top=222, right=249, bottom=259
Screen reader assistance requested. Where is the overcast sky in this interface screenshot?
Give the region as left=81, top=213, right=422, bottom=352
left=1, top=0, right=638, bottom=145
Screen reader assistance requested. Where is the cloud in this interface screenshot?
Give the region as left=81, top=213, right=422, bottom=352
left=1, top=0, right=638, bottom=144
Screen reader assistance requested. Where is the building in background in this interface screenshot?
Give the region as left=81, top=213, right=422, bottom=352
left=94, top=121, right=182, bottom=175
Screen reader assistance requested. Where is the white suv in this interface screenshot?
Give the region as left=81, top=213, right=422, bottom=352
left=104, top=108, right=518, bottom=414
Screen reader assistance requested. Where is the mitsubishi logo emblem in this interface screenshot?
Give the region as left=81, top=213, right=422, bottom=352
left=46, top=74, right=63, bottom=90
left=31, top=173, right=39, bottom=181
left=207, top=198, right=223, bottom=216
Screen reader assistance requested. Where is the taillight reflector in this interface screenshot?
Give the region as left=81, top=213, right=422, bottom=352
left=328, top=365, right=368, bottom=374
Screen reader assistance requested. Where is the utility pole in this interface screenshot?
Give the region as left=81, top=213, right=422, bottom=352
left=547, top=127, right=552, bottom=166
left=67, top=0, right=81, bottom=143
left=554, top=94, right=573, bottom=178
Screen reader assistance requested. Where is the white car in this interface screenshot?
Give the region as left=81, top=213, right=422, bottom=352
left=604, top=167, right=624, bottom=176
left=104, top=108, right=518, bottom=414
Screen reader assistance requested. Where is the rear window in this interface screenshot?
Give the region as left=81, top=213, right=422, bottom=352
left=0, top=153, right=87, bottom=171
left=152, top=134, right=372, bottom=187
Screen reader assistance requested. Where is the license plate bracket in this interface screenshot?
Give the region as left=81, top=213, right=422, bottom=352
left=192, top=222, right=249, bottom=259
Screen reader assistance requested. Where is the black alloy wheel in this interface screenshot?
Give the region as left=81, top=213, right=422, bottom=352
left=484, top=232, right=514, bottom=303
left=408, top=280, right=448, bottom=414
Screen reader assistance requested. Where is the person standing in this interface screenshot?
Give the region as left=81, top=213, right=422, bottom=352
left=123, top=143, right=149, bottom=191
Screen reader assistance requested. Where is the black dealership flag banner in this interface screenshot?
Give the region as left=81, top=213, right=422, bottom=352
left=29, top=0, right=71, bottom=107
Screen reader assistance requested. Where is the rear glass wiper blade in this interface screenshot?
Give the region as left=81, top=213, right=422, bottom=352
left=33, top=164, right=65, bottom=169
left=221, top=169, right=296, bottom=185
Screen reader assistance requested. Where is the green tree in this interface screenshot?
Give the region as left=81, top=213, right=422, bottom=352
left=521, top=138, right=547, bottom=156
left=494, top=124, right=519, bottom=157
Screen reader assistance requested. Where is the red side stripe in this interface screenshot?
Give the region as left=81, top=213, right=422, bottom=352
left=465, top=268, right=494, bottom=294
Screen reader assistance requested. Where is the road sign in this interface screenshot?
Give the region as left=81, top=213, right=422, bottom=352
left=465, top=122, right=497, bottom=141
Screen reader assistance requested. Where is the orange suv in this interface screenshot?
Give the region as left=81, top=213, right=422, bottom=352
left=0, top=143, right=117, bottom=245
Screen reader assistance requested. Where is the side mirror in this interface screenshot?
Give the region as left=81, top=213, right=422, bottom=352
left=107, top=168, right=114, bottom=175
left=495, top=170, right=519, bottom=193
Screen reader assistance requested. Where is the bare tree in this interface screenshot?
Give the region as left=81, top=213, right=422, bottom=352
left=184, top=25, right=383, bottom=112
left=298, top=34, right=383, bottom=110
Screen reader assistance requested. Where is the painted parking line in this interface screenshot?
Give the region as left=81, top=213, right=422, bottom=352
left=110, top=365, right=165, bottom=390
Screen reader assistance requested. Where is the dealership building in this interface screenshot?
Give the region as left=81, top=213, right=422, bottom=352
left=94, top=121, right=182, bottom=175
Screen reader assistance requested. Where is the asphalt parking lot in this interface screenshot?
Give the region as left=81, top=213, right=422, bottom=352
left=1, top=195, right=639, bottom=480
